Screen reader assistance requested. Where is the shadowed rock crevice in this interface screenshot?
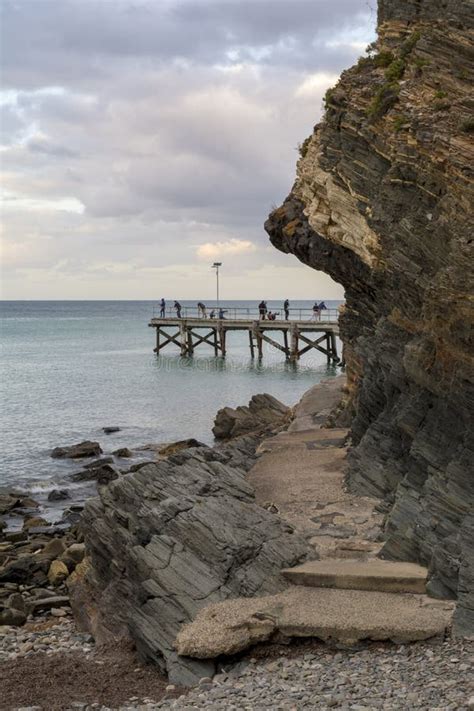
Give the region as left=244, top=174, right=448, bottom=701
left=265, top=0, right=473, bottom=633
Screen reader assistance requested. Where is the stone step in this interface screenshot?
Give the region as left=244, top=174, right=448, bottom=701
left=175, top=586, right=455, bottom=659
left=281, top=559, right=428, bottom=594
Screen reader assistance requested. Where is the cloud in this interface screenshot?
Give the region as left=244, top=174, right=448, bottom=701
left=0, top=0, right=375, bottom=298
left=196, top=239, right=257, bottom=260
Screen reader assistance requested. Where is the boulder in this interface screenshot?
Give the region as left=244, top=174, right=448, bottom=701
left=70, top=443, right=309, bottom=686
left=48, top=560, right=69, bottom=586
left=64, top=543, right=85, bottom=564
left=51, top=441, right=102, bottom=459
left=158, top=439, right=207, bottom=456
left=47, top=489, right=70, bottom=502
left=71, top=462, right=121, bottom=485
left=23, top=517, right=49, bottom=530
left=0, top=494, right=39, bottom=515
left=0, top=555, right=49, bottom=584
left=0, top=606, right=27, bottom=626
left=41, top=538, right=67, bottom=561
left=212, top=394, right=290, bottom=440
left=113, top=448, right=134, bottom=458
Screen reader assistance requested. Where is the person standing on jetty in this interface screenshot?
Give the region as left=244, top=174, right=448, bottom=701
left=197, top=302, right=207, bottom=318
left=258, top=300, right=267, bottom=319
left=159, top=298, right=166, bottom=318
left=311, top=302, right=320, bottom=321
left=174, top=300, right=182, bottom=318
left=283, top=299, right=290, bottom=320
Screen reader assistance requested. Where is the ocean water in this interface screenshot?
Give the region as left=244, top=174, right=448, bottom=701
left=0, top=300, right=342, bottom=516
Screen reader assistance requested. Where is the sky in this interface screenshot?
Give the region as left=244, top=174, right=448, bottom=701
left=0, top=0, right=376, bottom=300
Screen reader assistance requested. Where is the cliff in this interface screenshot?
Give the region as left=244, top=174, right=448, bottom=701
left=265, top=0, right=474, bottom=632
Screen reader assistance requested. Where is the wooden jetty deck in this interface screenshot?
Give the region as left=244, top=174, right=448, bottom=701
left=149, top=314, right=340, bottom=361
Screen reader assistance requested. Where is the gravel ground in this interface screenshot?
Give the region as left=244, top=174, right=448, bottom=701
left=0, top=618, right=93, bottom=662
left=153, top=638, right=474, bottom=711
left=3, top=635, right=473, bottom=710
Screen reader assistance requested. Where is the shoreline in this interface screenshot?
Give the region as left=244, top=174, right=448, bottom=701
left=2, top=377, right=471, bottom=711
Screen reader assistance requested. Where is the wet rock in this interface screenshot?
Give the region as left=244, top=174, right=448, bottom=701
left=103, top=427, right=120, bottom=434
left=158, top=439, right=207, bottom=456
left=22, top=517, right=49, bottom=531
left=213, top=394, right=290, bottom=440
left=51, top=441, right=102, bottom=459
left=71, top=462, right=120, bottom=484
left=112, top=447, right=133, bottom=458
left=70, top=444, right=309, bottom=686
left=47, top=489, right=70, bottom=502
left=4, top=531, right=28, bottom=544
left=0, top=494, right=39, bottom=515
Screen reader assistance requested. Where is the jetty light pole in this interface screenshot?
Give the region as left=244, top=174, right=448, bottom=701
left=212, top=262, right=222, bottom=307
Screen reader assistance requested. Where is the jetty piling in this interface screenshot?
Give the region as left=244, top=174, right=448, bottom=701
left=149, top=308, right=340, bottom=361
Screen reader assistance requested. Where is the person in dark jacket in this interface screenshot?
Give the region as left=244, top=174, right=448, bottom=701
left=258, top=300, right=267, bottom=319
left=159, top=298, right=166, bottom=318
left=283, top=299, right=290, bottom=320
left=174, top=300, right=182, bottom=318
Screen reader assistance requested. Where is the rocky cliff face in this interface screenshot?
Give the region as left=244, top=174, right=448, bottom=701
left=266, top=0, right=473, bottom=633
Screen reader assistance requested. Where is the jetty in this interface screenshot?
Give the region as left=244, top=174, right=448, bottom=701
left=149, top=307, right=340, bottom=361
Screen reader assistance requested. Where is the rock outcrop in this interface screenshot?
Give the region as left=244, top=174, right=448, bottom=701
left=213, top=393, right=291, bottom=439
left=69, top=439, right=309, bottom=685
left=51, top=441, right=102, bottom=459
left=265, top=0, right=473, bottom=633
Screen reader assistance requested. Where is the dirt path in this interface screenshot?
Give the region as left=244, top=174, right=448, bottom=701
left=249, top=376, right=384, bottom=560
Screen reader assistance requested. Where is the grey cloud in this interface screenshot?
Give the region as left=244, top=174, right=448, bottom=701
left=1, top=0, right=375, bottom=297
left=1, top=0, right=375, bottom=89
left=27, top=138, right=79, bottom=158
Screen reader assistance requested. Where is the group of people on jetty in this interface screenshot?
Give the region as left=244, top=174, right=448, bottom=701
left=158, top=298, right=328, bottom=321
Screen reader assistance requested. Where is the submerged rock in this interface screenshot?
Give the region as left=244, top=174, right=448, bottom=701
left=47, top=489, right=70, bottom=502
left=69, top=442, right=309, bottom=685
left=51, top=441, right=102, bottom=459
left=103, top=426, right=120, bottom=434
left=213, top=393, right=291, bottom=440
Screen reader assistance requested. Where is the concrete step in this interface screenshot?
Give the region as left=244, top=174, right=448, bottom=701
left=176, top=586, right=455, bottom=659
left=281, top=559, right=428, bottom=594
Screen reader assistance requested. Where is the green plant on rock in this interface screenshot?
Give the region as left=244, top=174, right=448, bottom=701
left=434, top=100, right=451, bottom=112
left=385, top=59, right=406, bottom=82
left=393, top=115, right=409, bottom=132
left=414, top=57, right=430, bottom=70
left=367, top=82, right=400, bottom=119
left=324, top=87, right=335, bottom=107
left=355, top=55, right=373, bottom=72
left=460, top=117, right=474, bottom=133
left=400, top=30, right=422, bottom=58
left=434, top=90, right=447, bottom=99
left=297, top=136, right=312, bottom=158
left=374, top=51, right=395, bottom=68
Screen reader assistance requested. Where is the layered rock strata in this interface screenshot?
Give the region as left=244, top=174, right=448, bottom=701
left=265, top=0, right=474, bottom=632
left=69, top=436, right=309, bottom=685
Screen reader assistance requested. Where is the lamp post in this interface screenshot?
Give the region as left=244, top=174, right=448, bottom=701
left=212, top=262, right=222, bottom=307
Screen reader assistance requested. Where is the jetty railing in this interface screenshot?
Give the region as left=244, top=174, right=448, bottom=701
left=151, top=306, right=340, bottom=322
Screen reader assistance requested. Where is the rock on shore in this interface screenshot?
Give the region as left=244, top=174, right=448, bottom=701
left=213, top=394, right=291, bottom=439
left=69, top=434, right=310, bottom=686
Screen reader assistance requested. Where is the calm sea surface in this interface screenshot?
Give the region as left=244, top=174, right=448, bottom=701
left=0, top=300, right=342, bottom=514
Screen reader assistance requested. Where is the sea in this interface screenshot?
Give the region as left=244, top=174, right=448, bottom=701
left=0, top=300, right=343, bottom=521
